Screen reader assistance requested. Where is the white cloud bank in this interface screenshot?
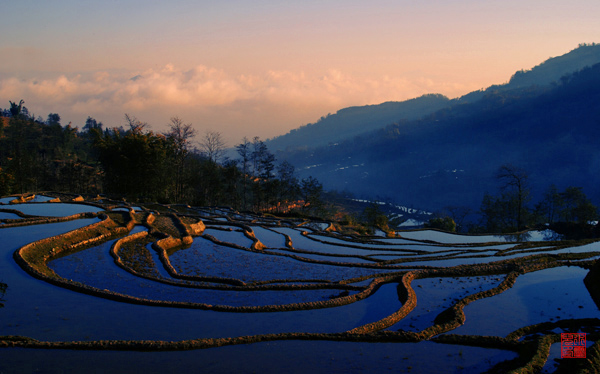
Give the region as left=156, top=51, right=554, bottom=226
left=0, top=64, right=472, bottom=143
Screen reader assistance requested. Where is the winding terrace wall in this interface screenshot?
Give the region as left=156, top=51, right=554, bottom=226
left=5, top=202, right=600, bottom=373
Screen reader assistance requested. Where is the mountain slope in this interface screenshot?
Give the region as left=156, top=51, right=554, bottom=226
left=267, top=94, right=451, bottom=151
left=458, top=43, right=600, bottom=103
left=509, top=43, right=600, bottom=88
left=269, top=44, right=600, bottom=154
left=281, top=61, right=600, bottom=211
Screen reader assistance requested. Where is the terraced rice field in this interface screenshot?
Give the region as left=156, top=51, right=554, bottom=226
left=1, top=194, right=599, bottom=373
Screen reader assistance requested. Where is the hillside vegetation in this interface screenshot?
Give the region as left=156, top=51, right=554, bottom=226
left=276, top=44, right=600, bottom=212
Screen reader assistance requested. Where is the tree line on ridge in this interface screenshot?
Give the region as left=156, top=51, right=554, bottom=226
left=0, top=100, right=324, bottom=215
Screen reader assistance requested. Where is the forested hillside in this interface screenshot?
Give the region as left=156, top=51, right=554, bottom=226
left=0, top=102, right=324, bottom=214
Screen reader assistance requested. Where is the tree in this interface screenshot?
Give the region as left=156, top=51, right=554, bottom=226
left=83, top=117, right=103, bottom=132
left=164, top=116, right=196, bottom=201
left=274, top=161, right=299, bottom=212
left=257, top=147, right=276, bottom=180
left=442, top=206, right=472, bottom=232
left=200, top=131, right=226, bottom=163
left=479, top=165, right=531, bottom=233
left=93, top=121, right=171, bottom=200
left=251, top=136, right=262, bottom=177
left=301, top=176, right=323, bottom=214
left=496, top=164, right=530, bottom=230
left=124, top=114, right=148, bottom=134
left=362, top=202, right=389, bottom=230
left=46, top=113, right=61, bottom=126
left=236, top=137, right=252, bottom=209
left=535, top=184, right=562, bottom=224
left=559, top=187, right=597, bottom=223
left=9, top=100, right=24, bottom=117
left=4, top=114, right=39, bottom=192
left=479, top=192, right=518, bottom=233
left=425, top=216, right=456, bottom=232
left=251, top=137, right=275, bottom=179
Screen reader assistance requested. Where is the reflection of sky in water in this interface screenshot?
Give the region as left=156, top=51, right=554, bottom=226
left=288, top=252, right=378, bottom=264
left=1, top=205, right=597, bottom=373
left=0, top=339, right=518, bottom=374
left=452, top=267, right=599, bottom=337
left=541, top=340, right=595, bottom=373
left=390, top=275, right=503, bottom=332
left=31, top=195, right=56, bottom=202
left=319, top=234, right=418, bottom=247
left=401, top=243, right=600, bottom=267
left=273, top=227, right=411, bottom=256
left=49, top=239, right=404, bottom=333
left=203, top=228, right=254, bottom=248
left=552, top=241, right=600, bottom=254
left=251, top=226, right=288, bottom=248
left=169, top=237, right=390, bottom=282
left=111, top=207, right=130, bottom=212
left=6, top=203, right=104, bottom=217
left=50, top=238, right=382, bottom=309
left=397, top=229, right=561, bottom=244
left=0, top=212, right=22, bottom=220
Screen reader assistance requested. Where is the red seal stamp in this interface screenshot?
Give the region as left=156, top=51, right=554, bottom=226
left=561, top=333, right=586, bottom=358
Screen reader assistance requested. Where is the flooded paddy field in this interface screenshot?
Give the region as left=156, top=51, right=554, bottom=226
left=1, top=195, right=600, bottom=373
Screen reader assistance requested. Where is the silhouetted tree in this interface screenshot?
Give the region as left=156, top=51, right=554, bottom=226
left=251, top=137, right=275, bottom=179
left=236, top=137, right=252, bottom=209
left=9, top=100, right=24, bottom=117
left=425, top=216, right=456, bottom=232
left=46, top=113, right=61, bottom=126
left=200, top=131, right=226, bottom=164
left=83, top=117, right=103, bottom=132
left=276, top=160, right=299, bottom=206
left=442, top=205, right=472, bottom=232
left=496, top=164, right=530, bottom=230
left=535, top=184, right=562, bottom=224
left=164, top=116, right=196, bottom=202
left=559, top=186, right=597, bottom=223
left=124, top=113, right=148, bottom=134
left=361, top=202, right=389, bottom=231
left=301, top=176, right=323, bottom=214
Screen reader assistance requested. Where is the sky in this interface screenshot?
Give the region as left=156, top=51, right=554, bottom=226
left=1, top=0, right=599, bottom=145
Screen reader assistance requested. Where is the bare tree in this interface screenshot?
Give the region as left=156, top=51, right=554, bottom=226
left=443, top=205, right=473, bottom=232
left=200, top=131, right=226, bottom=163
left=124, top=114, right=148, bottom=134
left=164, top=116, right=196, bottom=201
left=497, top=164, right=529, bottom=230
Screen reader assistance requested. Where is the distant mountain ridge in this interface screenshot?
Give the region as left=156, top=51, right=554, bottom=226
left=509, top=43, right=600, bottom=87
left=268, top=44, right=600, bottom=154
left=267, top=94, right=451, bottom=151
left=459, top=43, right=600, bottom=103
left=275, top=44, right=600, bottom=211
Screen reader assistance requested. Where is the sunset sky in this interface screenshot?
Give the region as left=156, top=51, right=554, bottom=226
left=1, top=0, right=598, bottom=145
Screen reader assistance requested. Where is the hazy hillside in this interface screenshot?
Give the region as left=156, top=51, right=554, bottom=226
left=458, top=43, right=600, bottom=103
left=269, top=44, right=600, bottom=155
left=280, top=57, right=600, bottom=212
left=266, top=94, right=451, bottom=151
left=509, top=43, right=600, bottom=88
